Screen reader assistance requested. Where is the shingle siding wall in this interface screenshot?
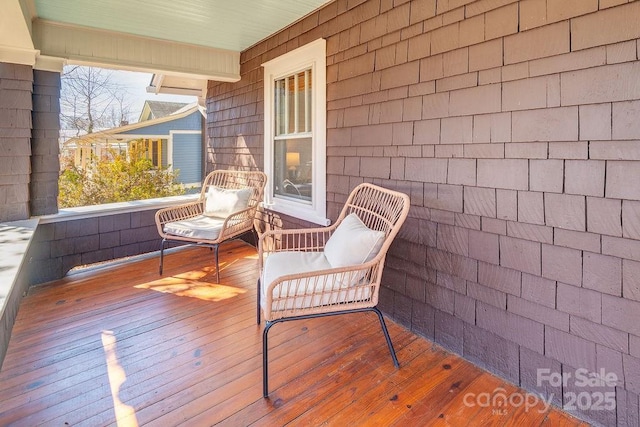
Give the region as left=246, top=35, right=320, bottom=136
left=30, top=70, right=60, bottom=216
left=206, top=80, right=264, bottom=174
left=206, top=0, right=640, bottom=424
left=27, top=210, right=161, bottom=285
left=0, top=63, right=33, bottom=222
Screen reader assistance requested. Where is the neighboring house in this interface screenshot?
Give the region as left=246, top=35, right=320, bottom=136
left=62, top=101, right=204, bottom=187
left=138, top=100, right=189, bottom=122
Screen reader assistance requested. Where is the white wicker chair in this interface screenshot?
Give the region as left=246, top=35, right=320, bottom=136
left=257, top=183, right=410, bottom=397
left=155, top=170, right=267, bottom=282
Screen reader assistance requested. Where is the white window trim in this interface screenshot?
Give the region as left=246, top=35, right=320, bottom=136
left=262, top=38, right=329, bottom=226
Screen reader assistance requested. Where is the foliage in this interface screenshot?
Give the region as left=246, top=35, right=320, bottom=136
left=58, top=65, right=192, bottom=208
left=59, top=145, right=185, bottom=208
left=60, top=65, right=134, bottom=136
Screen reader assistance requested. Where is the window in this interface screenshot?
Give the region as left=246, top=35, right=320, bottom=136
left=263, top=39, right=328, bottom=225
left=129, top=138, right=164, bottom=167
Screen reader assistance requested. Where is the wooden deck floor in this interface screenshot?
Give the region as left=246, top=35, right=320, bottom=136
left=0, top=240, right=588, bottom=426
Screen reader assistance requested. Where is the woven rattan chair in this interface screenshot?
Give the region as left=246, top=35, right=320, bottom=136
left=257, top=183, right=410, bottom=397
left=155, top=170, right=267, bottom=282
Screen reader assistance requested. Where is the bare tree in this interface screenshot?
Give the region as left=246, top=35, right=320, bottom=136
left=60, top=65, right=134, bottom=136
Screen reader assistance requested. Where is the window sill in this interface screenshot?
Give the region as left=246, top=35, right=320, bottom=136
left=263, top=201, right=330, bottom=226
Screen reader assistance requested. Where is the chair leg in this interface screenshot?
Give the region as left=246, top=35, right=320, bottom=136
left=372, top=307, right=400, bottom=368
left=214, top=244, right=220, bottom=283
left=159, top=239, right=167, bottom=275
left=252, top=228, right=259, bottom=248
left=259, top=309, right=396, bottom=397
left=256, top=278, right=261, bottom=325
left=263, top=320, right=275, bottom=398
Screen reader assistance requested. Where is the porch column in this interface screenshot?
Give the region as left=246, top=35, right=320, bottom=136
left=0, top=62, right=33, bottom=222
left=30, top=69, right=61, bottom=216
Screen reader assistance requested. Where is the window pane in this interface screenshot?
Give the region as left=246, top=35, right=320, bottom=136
left=296, top=71, right=311, bottom=132
left=287, top=77, right=295, bottom=134
left=274, top=68, right=312, bottom=137
left=305, top=69, right=312, bottom=132
left=274, top=79, right=285, bottom=136
left=274, top=137, right=312, bottom=202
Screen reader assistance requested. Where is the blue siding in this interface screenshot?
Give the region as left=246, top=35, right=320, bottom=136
left=172, top=133, right=202, bottom=184
left=120, top=111, right=203, bottom=136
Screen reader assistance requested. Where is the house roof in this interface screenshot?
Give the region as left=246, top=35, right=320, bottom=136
left=139, top=101, right=189, bottom=122
left=64, top=103, right=205, bottom=146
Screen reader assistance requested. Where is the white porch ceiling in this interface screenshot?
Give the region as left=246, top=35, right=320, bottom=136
left=32, top=0, right=331, bottom=53
left=2, top=0, right=332, bottom=88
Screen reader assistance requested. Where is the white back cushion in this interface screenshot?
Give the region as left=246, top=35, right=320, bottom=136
left=324, top=213, right=385, bottom=268
left=204, top=186, right=252, bottom=218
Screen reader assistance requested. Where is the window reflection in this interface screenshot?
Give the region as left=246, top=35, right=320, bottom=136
left=273, top=68, right=313, bottom=203
left=274, top=138, right=312, bottom=202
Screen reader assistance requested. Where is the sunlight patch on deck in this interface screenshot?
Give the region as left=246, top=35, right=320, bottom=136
left=101, top=330, right=139, bottom=427
left=135, top=277, right=247, bottom=301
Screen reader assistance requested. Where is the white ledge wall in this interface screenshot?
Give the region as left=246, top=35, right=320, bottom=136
left=0, top=219, right=38, bottom=368
left=39, top=194, right=199, bottom=224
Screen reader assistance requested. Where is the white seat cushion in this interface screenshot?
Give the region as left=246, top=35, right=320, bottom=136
left=262, top=251, right=332, bottom=293
left=323, top=213, right=385, bottom=268
left=261, top=251, right=371, bottom=311
left=163, top=215, right=225, bottom=241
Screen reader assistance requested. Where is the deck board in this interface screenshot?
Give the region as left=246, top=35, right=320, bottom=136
left=0, top=240, right=588, bottom=426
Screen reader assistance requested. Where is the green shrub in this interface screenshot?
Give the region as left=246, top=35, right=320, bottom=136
left=58, top=147, right=185, bottom=208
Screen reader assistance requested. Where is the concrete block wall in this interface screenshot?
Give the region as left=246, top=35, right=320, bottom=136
left=207, top=0, right=640, bottom=424
left=30, top=70, right=60, bottom=216
left=0, top=63, right=33, bottom=222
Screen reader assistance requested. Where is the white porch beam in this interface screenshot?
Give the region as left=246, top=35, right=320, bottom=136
left=34, top=55, right=64, bottom=73
left=147, top=73, right=208, bottom=98
left=0, top=0, right=38, bottom=66
left=32, top=19, right=241, bottom=82
left=146, top=85, right=206, bottom=97
left=152, top=74, right=165, bottom=95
